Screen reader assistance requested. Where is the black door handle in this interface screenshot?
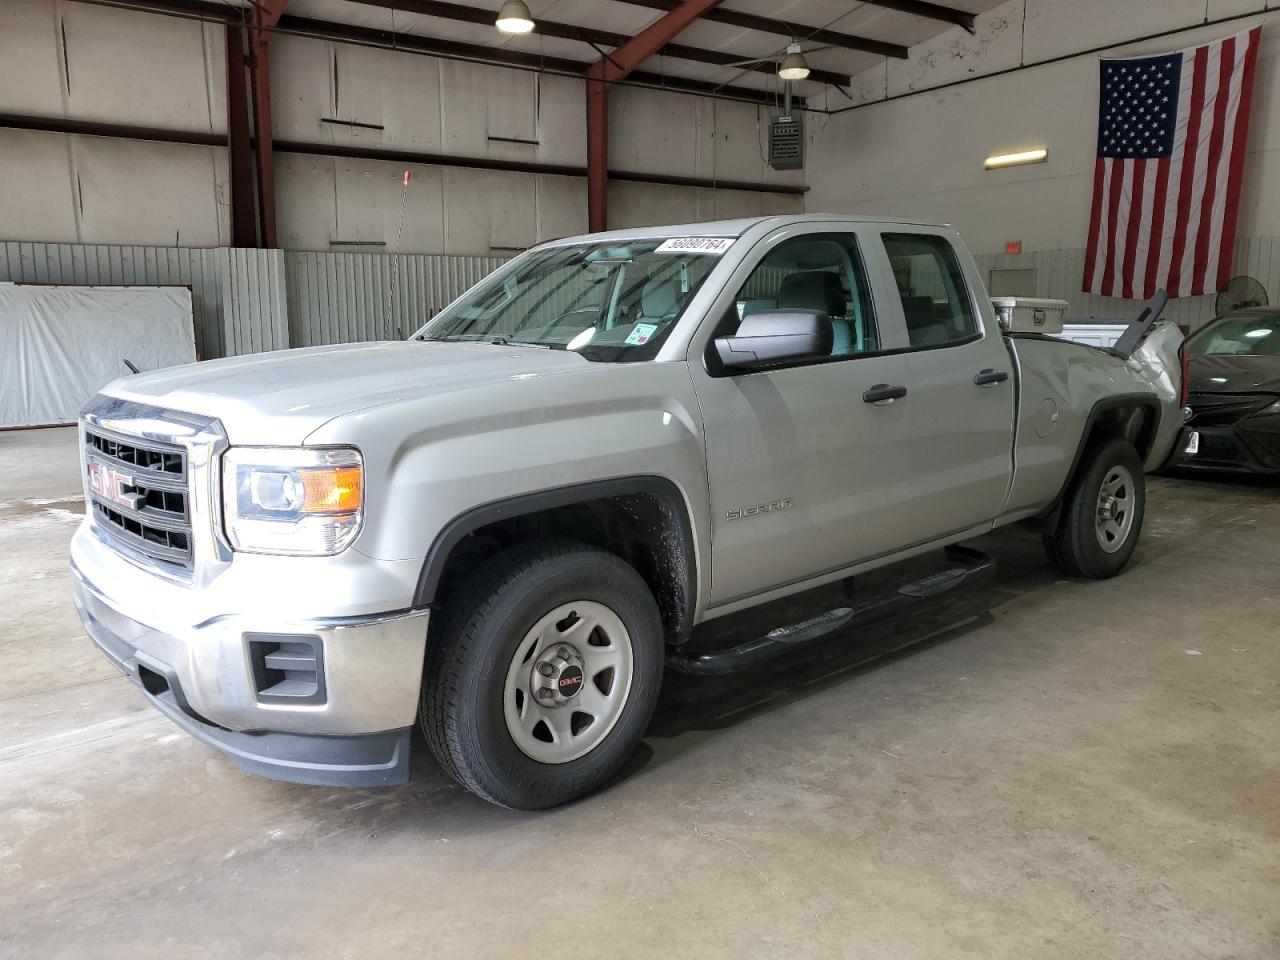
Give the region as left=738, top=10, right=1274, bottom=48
left=863, top=383, right=908, bottom=404
left=974, top=368, right=1010, bottom=386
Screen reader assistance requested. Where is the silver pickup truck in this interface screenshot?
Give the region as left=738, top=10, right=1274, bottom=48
left=71, top=215, right=1192, bottom=809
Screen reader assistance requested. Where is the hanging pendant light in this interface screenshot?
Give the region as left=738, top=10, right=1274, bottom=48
left=778, top=42, right=810, bottom=81
left=496, top=0, right=535, bottom=34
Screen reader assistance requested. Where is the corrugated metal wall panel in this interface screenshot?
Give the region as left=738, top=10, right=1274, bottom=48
left=973, top=236, right=1280, bottom=330
left=218, top=248, right=289, bottom=357
left=284, top=251, right=506, bottom=347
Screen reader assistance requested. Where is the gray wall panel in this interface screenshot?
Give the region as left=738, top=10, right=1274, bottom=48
left=218, top=248, right=289, bottom=357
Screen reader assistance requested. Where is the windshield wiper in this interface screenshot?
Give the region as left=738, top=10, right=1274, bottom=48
left=486, top=337, right=554, bottom=349
left=415, top=333, right=555, bottom=348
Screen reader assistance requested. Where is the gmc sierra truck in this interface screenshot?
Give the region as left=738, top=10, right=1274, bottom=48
left=71, top=215, right=1192, bottom=809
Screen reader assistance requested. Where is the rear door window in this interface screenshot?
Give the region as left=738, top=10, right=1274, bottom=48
left=881, top=233, right=978, bottom=348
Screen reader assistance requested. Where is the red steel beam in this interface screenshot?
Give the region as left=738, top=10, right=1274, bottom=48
left=587, top=0, right=724, bottom=232
left=225, top=24, right=257, bottom=247
left=586, top=76, right=609, bottom=233
left=592, top=0, right=726, bottom=82
left=248, top=0, right=289, bottom=247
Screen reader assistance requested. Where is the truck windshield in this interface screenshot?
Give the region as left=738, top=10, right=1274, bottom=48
left=412, top=240, right=724, bottom=362
left=1186, top=313, right=1280, bottom=357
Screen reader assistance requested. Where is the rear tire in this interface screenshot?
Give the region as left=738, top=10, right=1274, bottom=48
left=1044, top=436, right=1146, bottom=579
left=422, top=541, right=663, bottom=810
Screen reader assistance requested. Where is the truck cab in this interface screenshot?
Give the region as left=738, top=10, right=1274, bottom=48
left=686, top=222, right=1020, bottom=608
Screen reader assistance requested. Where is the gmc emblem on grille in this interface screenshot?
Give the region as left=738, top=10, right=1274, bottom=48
left=88, top=461, right=144, bottom=511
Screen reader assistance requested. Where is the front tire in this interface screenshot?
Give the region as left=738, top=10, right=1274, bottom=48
left=1044, top=436, right=1146, bottom=579
left=422, top=541, right=663, bottom=809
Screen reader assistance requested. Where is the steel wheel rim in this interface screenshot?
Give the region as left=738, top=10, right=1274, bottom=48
left=503, top=600, right=634, bottom=764
left=1095, top=464, right=1136, bottom=554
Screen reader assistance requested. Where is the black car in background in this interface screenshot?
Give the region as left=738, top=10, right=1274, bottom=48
left=1184, top=308, right=1280, bottom=475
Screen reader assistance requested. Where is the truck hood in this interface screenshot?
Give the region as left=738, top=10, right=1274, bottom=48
left=104, top=341, right=599, bottom=444
left=1188, top=355, right=1280, bottom=395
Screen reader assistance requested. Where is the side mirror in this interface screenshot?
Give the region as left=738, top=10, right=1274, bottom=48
left=714, top=309, right=834, bottom=371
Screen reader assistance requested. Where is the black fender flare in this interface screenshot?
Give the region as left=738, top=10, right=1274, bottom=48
left=412, top=476, right=699, bottom=627
left=1035, top=392, right=1162, bottom=524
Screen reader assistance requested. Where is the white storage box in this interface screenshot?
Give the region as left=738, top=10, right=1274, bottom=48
left=1057, top=323, right=1130, bottom=349
left=991, top=297, right=1068, bottom=334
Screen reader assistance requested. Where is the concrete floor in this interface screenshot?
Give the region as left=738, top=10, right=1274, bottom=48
left=1, top=426, right=1277, bottom=960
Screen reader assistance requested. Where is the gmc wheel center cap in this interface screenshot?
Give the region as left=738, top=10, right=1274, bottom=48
left=556, top=666, right=584, bottom=696
left=531, top=646, right=587, bottom=705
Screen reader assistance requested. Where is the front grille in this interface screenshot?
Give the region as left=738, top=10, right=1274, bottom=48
left=1240, top=423, right=1280, bottom=468
left=84, top=425, right=193, bottom=569
left=1196, top=431, right=1248, bottom=465
left=1186, top=392, right=1275, bottom=427
left=86, top=431, right=184, bottom=476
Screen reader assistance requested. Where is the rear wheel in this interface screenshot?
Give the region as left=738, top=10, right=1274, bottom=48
left=422, top=541, right=663, bottom=809
left=1044, top=436, right=1146, bottom=579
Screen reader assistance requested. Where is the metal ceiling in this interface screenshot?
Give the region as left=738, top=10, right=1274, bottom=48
left=285, top=0, right=1008, bottom=103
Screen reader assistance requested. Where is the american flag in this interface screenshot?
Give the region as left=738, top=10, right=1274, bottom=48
left=1083, top=27, right=1262, bottom=299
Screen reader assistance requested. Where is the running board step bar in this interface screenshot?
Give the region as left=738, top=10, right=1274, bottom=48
left=667, top=545, right=995, bottom=676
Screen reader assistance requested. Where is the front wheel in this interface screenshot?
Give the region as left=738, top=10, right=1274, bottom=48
left=1044, top=436, right=1146, bottom=579
left=422, top=541, right=664, bottom=809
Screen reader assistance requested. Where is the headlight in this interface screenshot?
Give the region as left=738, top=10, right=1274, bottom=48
left=222, top=447, right=363, bottom=556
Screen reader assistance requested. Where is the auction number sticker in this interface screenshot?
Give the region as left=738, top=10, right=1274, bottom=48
left=655, top=237, right=735, bottom=255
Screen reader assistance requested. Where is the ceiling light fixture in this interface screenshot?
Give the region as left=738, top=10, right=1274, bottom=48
left=495, top=0, right=535, bottom=34
left=984, top=148, right=1049, bottom=169
left=778, top=43, right=810, bottom=82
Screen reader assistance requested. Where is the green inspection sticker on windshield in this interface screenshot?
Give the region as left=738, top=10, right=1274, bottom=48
left=654, top=237, right=735, bottom=255
left=625, top=323, right=659, bottom=346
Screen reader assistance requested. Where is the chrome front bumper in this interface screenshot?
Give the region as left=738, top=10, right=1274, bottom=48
left=71, top=559, right=430, bottom=787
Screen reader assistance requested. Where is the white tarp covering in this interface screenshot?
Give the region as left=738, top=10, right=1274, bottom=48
left=0, top=284, right=195, bottom=428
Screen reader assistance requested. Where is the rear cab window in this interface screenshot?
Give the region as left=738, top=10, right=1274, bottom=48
left=881, top=233, right=979, bottom=348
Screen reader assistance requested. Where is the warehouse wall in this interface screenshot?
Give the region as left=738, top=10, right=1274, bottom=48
left=0, top=0, right=802, bottom=255
left=806, top=0, right=1280, bottom=257
left=0, top=1, right=230, bottom=247
left=269, top=31, right=803, bottom=251
left=972, top=234, right=1280, bottom=329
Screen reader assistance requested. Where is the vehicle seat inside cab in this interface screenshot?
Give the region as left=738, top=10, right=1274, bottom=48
left=778, top=271, right=852, bottom=355
left=902, top=295, right=950, bottom=346
left=640, top=276, right=683, bottom=322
